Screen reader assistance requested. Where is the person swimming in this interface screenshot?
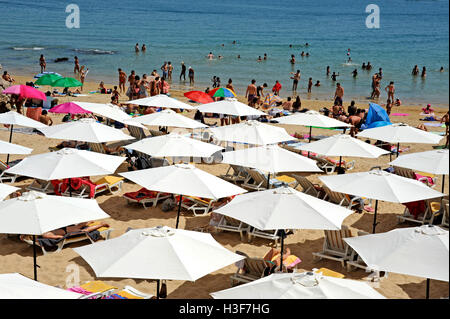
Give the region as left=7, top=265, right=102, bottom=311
left=207, top=52, right=214, bottom=60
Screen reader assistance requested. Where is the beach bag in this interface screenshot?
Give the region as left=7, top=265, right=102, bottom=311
left=161, top=198, right=176, bottom=212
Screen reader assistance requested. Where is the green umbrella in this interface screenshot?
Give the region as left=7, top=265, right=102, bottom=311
left=51, top=77, right=83, bottom=88
left=35, top=73, right=62, bottom=86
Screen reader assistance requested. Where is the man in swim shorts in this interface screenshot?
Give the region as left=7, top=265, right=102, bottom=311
left=246, top=79, right=257, bottom=102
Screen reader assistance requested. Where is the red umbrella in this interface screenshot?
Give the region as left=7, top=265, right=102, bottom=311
left=2, top=85, right=46, bottom=100
left=184, top=91, right=214, bottom=104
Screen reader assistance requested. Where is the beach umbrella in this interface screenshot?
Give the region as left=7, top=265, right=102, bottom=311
left=389, top=149, right=449, bottom=192
left=128, top=109, right=208, bottom=129
left=0, top=191, right=110, bottom=280
left=298, top=134, right=390, bottom=168
left=125, top=133, right=223, bottom=158
left=73, top=102, right=146, bottom=129
left=34, top=73, right=62, bottom=86
left=49, top=102, right=92, bottom=115
left=215, top=186, right=353, bottom=270
left=0, top=184, right=19, bottom=201
left=2, top=85, right=46, bottom=100
left=222, top=144, right=322, bottom=184
left=37, top=118, right=134, bottom=143
left=210, top=120, right=295, bottom=145
left=262, top=93, right=282, bottom=109
left=50, top=77, right=82, bottom=88
left=5, top=148, right=125, bottom=198
left=197, top=99, right=266, bottom=117
left=34, top=72, right=62, bottom=79
left=184, top=91, right=214, bottom=104
left=0, top=273, right=82, bottom=299
left=0, top=111, right=46, bottom=164
left=0, top=140, right=32, bottom=155
left=120, top=164, right=247, bottom=228
left=344, top=225, right=449, bottom=299
left=208, top=87, right=236, bottom=98
left=319, top=169, right=445, bottom=233
left=210, top=272, right=386, bottom=299
left=125, top=94, right=196, bottom=110
left=274, top=110, right=351, bottom=143
left=357, top=123, right=443, bottom=157
left=73, top=226, right=245, bottom=298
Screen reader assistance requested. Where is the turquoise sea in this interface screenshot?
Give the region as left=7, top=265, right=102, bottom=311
left=0, top=0, right=448, bottom=106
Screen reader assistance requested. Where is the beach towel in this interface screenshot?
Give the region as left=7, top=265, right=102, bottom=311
left=414, top=173, right=435, bottom=186
left=271, top=254, right=302, bottom=269
left=391, top=113, right=409, bottom=116
left=424, top=123, right=444, bottom=127
left=26, top=107, right=42, bottom=122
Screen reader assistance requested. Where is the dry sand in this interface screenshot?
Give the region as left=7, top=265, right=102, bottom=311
left=0, top=75, right=448, bottom=299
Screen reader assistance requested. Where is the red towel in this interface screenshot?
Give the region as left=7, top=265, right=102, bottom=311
left=404, top=200, right=426, bottom=219
left=414, top=173, right=435, bottom=186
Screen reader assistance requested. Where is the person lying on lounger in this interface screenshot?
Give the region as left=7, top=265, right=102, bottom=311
left=263, top=247, right=301, bottom=271
left=41, top=221, right=110, bottom=239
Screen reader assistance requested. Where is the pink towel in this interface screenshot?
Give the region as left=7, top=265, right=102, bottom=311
left=391, top=113, right=409, bottom=116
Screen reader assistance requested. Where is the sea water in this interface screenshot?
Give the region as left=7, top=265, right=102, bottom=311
left=0, top=0, right=448, bottom=106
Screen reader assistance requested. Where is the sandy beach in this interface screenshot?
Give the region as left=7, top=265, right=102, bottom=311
left=0, top=74, right=448, bottom=299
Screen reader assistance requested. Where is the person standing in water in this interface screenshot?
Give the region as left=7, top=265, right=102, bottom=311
left=326, top=66, right=330, bottom=76
left=352, top=69, right=358, bottom=77
left=412, top=65, right=419, bottom=75
left=290, top=55, right=296, bottom=64
left=167, top=62, right=173, bottom=81
left=385, top=81, right=395, bottom=102
left=39, top=54, right=46, bottom=73
left=188, top=67, right=195, bottom=85
left=307, top=77, right=313, bottom=93
left=421, top=66, right=427, bottom=77
left=290, top=70, right=301, bottom=91
left=142, top=44, right=146, bottom=52
left=180, top=62, right=186, bottom=81
left=135, top=43, right=140, bottom=53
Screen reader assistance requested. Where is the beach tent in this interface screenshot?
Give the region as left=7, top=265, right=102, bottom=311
left=37, top=118, right=134, bottom=143
left=221, top=144, right=322, bottom=183
left=120, top=164, right=247, bottom=228
left=0, top=111, right=46, bottom=164
left=319, top=169, right=445, bottom=233
left=0, top=191, right=110, bottom=280
left=298, top=134, right=390, bottom=167
left=344, top=225, right=449, bottom=298
left=125, top=94, right=196, bottom=110
left=0, top=273, right=82, bottom=299
left=210, top=120, right=295, bottom=145
left=211, top=272, right=385, bottom=299
left=389, top=149, right=449, bottom=192
left=127, top=109, right=208, bottom=129
left=125, top=133, right=223, bottom=159
left=361, top=103, right=391, bottom=130
left=215, top=186, right=353, bottom=270
left=73, top=226, right=245, bottom=298
left=0, top=184, right=19, bottom=201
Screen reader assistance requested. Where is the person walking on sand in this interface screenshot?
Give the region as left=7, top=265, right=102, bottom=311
left=39, top=54, right=46, bottom=73
left=80, top=66, right=88, bottom=91
left=118, top=68, right=127, bottom=94
left=246, top=79, right=257, bottom=103
left=188, top=67, right=195, bottom=85
left=334, top=83, right=344, bottom=105
left=385, top=81, right=395, bottom=101
left=128, top=70, right=136, bottom=87
left=290, top=70, right=300, bottom=91
left=180, top=62, right=186, bottom=81
left=74, top=56, right=80, bottom=74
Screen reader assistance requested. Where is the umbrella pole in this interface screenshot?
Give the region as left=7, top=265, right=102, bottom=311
left=279, top=230, right=285, bottom=272
left=372, top=200, right=379, bottom=234
left=307, top=127, right=312, bottom=158
left=267, top=173, right=271, bottom=190
left=156, top=279, right=160, bottom=299
left=339, top=156, right=342, bottom=169
left=6, top=124, right=13, bottom=165
left=426, top=278, right=430, bottom=299
left=33, top=235, right=38, bottom=281
left=69, top=178, right=72, bottom=197
left=175, top=195, right=183, bottom=229
left=396, top=143, right=400, bottom=157
left=442, top=175, right=445, bottom=194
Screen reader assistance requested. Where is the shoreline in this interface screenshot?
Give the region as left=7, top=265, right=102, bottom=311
left=5, top=69, right=450, bottom=112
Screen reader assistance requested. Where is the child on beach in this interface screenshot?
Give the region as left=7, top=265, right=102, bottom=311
left=272, top=80, right=282, bottom=95
left=307, top=78, right=313, bottom=93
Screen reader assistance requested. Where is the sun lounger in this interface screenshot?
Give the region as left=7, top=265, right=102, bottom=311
left=312, top=225, right=353, bottom=268
left=247, top=228, right=284, bottom=246
left=177, top=195, right=216, bottom=216
left=59, top=176, right=124, bottom=198
left=442, top=199, right=449, bottom=228
left=322, top=185, right=363, bottom=211
left=241, top=168, right=285, bottom=191
left=87, top=142, right=123, bottom=156
left=230, top=251, right=274, bottom=286
left=20, top=222, right=113, bottom=255
left=220, top=164, right=249, bottom=184
left=397, top=198, right=443, bottom=225
left=103, top=286, right=154, bottom=299
left=393, top=166, right=416, bottom=179
left=0, top=160, right=19, bottom=183
left=215, top=215, right=249, bottom=241
left=315, top=156, right=355, bottom=175
left=127, top=125, right=147, bottom=140
left=124, top=188, right=171, bottom=209
left=291, top=174, right=326, bottom=198
left=69, top=281, right=118, bottom=299
left=346, top=230, right=371, bottom=272
left=26, top=179, right=55, bottom=194
left=149, top=129, right=166, bottom=137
